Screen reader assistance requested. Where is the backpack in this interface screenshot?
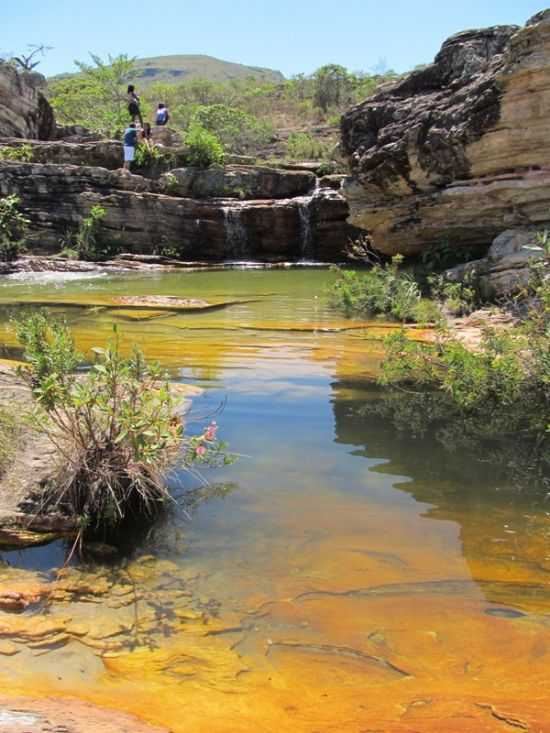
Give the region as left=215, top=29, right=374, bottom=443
left=156, top=108, right=168, bottom=125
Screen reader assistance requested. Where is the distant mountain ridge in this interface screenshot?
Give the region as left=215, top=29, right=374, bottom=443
left=50, top=54, right=285, bottom=85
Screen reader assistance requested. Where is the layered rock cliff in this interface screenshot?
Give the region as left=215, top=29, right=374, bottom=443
left=0, top=63, right=55, bottom=140
left=0, top=159, right=350, bottom=261
left=341, top=10, right=550, bottom=255
left=0, top=64, right=351, bottom=262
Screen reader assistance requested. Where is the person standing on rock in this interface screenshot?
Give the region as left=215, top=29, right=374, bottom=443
left=122, top=122, right=140, bottom=172
left=127, top=84, right=143, bottom=127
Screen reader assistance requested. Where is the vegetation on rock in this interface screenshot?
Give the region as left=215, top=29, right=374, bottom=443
left=184, top=123, right=224, bottom=168
left=0, top=144, right=33, bottom=162
left=0, top=194, right=29, bottom=262
left=48, top=54, right=398, bottom=158
left=14, top=314, right=233, bottom=539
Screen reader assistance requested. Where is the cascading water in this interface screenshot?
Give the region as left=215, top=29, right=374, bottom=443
left=297, top=197, right=314, bottom=261
left=222, top=205, right=249, bottom=259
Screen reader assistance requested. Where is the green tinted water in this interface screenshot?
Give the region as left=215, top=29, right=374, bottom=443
left=0, top=268, right=547, bottom=732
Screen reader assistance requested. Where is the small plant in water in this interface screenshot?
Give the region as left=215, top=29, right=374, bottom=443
left=329, top=256, right=423, bottom=322
left=14, top=315, right=235, bottom=539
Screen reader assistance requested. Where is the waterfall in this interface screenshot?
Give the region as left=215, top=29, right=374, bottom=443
left=222, top=205, right=249, bottom=259
left=297, top=198, right=314, bottom=260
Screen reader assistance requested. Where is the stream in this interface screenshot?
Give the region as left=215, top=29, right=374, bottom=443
left=0, top=267, right=547, bottom=732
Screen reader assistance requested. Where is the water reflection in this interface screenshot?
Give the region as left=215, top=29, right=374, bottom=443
left=0, top=270, right=547, bottom=731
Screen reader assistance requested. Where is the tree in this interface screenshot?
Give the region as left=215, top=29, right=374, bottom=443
left=191, top=104, right=272, bottom=154
left=49, top=53, right=136, bottom=137
left=312, top=64, right=352, bottom=112
left=12, top=44, right=52, bottom=71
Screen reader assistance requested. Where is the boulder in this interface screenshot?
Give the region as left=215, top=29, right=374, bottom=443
left=160, top=164, right=315, bottom=199
left=341, top=12, right=550, bottom=255
left=150, top=125, right=183, bottom=147
left=0, top=63, right=55, bottom=139
left=444, top=228, right=547, bottom=298
left=0, top=138, right=122, bottom=168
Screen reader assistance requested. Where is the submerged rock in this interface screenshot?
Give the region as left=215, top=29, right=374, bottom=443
left=341, top=12, right=550, bottom=255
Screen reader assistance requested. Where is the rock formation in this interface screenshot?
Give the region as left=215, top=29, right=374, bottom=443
left=0, top=63, right=351, bottom=262
left=341, top=11, right=550, bottom=256
left=0, top=160, right=350, bottom=261
left=0, top=63, right=55, bottom=140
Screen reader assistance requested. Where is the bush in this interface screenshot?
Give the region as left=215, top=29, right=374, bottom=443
left=370, top=323, right=550, bottom=486
left=0, top=406, right=18, bottom=478
left=286, top=132, right=331, bottom=160
left=0, top=194, right=29, bottom=262
left=428, top=274, right=478, bottom=316
left=191, top=104, right=273, bottom=155
left=329, top=257, right=422, bottom=322
left=15, top=316, right=234, bottom=537
left=133, top=142, right=175, bottom=170
left=184, top=122, right=224, bottom=168
left=74, top=205, right=112, bottom=261
left=0, top=144, right=33, bottom=162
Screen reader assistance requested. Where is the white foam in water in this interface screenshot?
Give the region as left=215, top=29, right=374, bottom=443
left=2, top=271, right=108, bottom=285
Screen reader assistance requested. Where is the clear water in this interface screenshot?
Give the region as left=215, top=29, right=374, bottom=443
left=0, top=269, right=547, bottom=732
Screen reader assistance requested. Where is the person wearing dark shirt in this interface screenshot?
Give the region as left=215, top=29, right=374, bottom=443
left=127, top=85, right=143, bottom=127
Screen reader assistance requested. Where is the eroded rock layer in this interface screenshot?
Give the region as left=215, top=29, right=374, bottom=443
left=0, top=161, right=350, bottom=260
left=341, top=11, right=550, bottom=254
left=0, top=64, right=54, bottom=140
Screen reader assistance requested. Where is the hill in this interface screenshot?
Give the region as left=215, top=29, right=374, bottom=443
left=48, top=55, right=284, bottom=86
left=130, top=55, right=284, bottom=84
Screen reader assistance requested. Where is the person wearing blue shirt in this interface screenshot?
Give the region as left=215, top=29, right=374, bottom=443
left=122, top=122, right=140, bottom=171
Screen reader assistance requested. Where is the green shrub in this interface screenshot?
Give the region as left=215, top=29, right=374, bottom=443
left=0, top=144, right=33, bottom=162
left=329, top=257, right=422, bottom=322
left=191, top=104, right=273, bottom=155
left=14, top=312, right=80, bottom=409
left=74, top=205, right=114, bottom=261
left=0, top=406, right=18, bottom=478
left=14, top=317, right=234, bottom=537
left=428, top=274, right=478, bottom=316
left=133, top=142, right=175, bottom=170
left=184, top=122, right=224, bottom=168
left=286, top=132, right=331, bottom=160
left=163, top=173, right=179, bottom=194
left=370, top=323, right=550, bottom=485
left=0, top=194, right=29, bottom=262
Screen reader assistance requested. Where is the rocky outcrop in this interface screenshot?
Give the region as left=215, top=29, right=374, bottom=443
left=341, top=11, right=550, bottom=255
left=0, top=138, right=123, bottom=168
left=0, top=63, right=55, bottom=140
left=0, top=161, right=350, bottom=261
left=161, top=164, right=315, bottom=199
left=445, top=228, right=547, bottom=298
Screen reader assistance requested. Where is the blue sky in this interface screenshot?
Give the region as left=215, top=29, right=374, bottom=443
left=3, top=0, right=545, bottom=78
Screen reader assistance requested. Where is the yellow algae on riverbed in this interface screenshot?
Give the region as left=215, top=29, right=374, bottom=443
left=0, top=269, right=547, bottom=732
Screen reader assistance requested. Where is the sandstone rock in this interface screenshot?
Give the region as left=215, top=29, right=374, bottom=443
left=341, top=13, right=550, bottom=255
left=445, top=227, right=546, bottom=298
left=160, top=164, right=315, bottom=199
left=0, top=63, right=54, bottom=140
left=55, top=123, right=103, bottom=142
left=150, top=125, right=182, bottom=147
left=0, top=138, right=122, bottom=168
left=0, top=161, right=351, bottom=260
